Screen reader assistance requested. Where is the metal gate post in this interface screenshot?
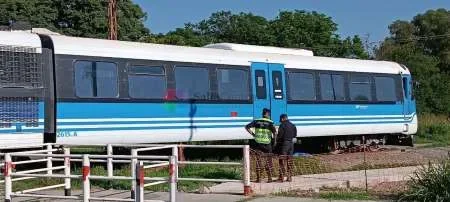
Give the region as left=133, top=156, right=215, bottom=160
left=82, top=155, right=90, bottom=202
left=135, top=161, right=144, bottom=202
left=169, top=155, right=177, bottom=202
left=64, top=147, right=71, bottom=196
left=171, top=146, right=179, bottom=179
left=4, top=153, right=12, bottom=202
left=107, top=144, right=113, bottom=177
left=131, top=149, right=138, bottom=199
left=243, top=145, right=252, bottom=196
left=46, top=144, right=53, bottom=175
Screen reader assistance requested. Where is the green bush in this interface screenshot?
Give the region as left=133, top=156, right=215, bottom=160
left=399, top=161, right=450, bottom=202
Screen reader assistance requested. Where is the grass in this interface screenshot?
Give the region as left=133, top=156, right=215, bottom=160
left=399, top=160, right=450, bottom=202
left=273, top=187, right=378, bottom=200
left=12, top=163, right=241, bottom=193
left=415, top=113, right=450, bottom=146
left=70, top=146, right=105, bottom=154
left=347, top=162, right=419, bottom=171
left=319, top=190, right=373, bottom=200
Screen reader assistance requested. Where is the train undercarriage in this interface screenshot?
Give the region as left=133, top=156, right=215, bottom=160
left=296, top=134, right=414, bottom=154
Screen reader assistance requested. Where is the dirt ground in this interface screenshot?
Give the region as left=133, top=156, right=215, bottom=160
left=283, top=181, right=408, bottom=200
left=315, top=146, right=450, bottom=171
left=250, top=146, right=450, bottom=180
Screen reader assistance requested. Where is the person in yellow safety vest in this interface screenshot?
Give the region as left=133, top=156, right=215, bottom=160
left=245, top=108, right=277, bottom=183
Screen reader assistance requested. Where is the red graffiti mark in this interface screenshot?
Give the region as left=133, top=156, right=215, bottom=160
left=82, top=166, right=90, bottom=181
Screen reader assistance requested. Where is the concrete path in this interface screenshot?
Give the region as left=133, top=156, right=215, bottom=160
left=249, top=197, right=386, bottom=202
left=10, top=189, right=244, bottom=202
left=209, top=166, right=419, bottom=195
left=6, top=166, right=417, bottom=201
left=9, top=190, right=387, bottom=202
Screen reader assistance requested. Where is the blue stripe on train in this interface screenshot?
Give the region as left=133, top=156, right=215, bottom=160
left=56, top=102, right=254, bottom=119
left=55, top=102, right=407, bottom=119
left=0, top=120, right=411, bottom=134
left=42, top=116, right=413, bottom=126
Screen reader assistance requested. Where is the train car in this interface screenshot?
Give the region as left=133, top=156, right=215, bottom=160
left=0, top=31, right=417, bottom=150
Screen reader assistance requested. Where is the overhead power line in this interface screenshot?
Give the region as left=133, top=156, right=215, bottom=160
left=389, top=33, right=450, bottom=43
left=296, top=33, right=450, bottom=51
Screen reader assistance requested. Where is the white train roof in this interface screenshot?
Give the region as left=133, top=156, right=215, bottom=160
left=0, top=31, right=410, bottom=74
left=0, top=31, right=42, bottom=52
left=49, top=35, right=409, bottom=75
left=203, top=43, right=314, bottom=56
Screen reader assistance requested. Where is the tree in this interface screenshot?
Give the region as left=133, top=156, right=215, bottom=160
left=376, top=9, right=450, bottom=114
left=0, top=0, right=57, bottom=30
left=270, top=10, right=336, bottom=54
left=0, top=0, right=149, bottom=41
left=154, top=10, right=368, bottom=58
left=195, top=11, right=275, bottom=46
left=412, top=9, right=450, bottom=73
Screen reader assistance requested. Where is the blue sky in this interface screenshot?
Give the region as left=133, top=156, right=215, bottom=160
left=134, top=0, right=449, bottom=43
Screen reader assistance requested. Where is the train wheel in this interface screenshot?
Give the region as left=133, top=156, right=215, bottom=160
left=405, top=135, right=414, bottom=147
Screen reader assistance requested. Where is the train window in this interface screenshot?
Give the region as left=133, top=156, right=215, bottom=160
left=375, top=76, right=397, bottom=102
left=332, top=75, right=345, bottom=101
left=175, top=66, right=210, bottom=100
left=128, top=66, right=166, bottom=99
left=402, top=77, right=408, bottom=99
left=217, top=69, right=250, bottom=100
left=272, top=71, right=283, bottom=99
left=255, top=70, right=267, bottom=99
left=350, top=75, right=372, bottom=101
left=320, top=74, right=345, bottom=101
left=320, top=74, right=334, bottom=100
left=288, top=72, right=316, bottom=101
left=74, top=61, right=118, bottom=98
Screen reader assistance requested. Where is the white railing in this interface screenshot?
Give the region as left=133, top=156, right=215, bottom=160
left=1, top=144, right=174, bottom=202
left=1, top=143, right=252, bottom=202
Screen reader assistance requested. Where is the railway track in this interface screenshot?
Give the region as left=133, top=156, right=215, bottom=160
left=331, top=143, right=390, bottom=154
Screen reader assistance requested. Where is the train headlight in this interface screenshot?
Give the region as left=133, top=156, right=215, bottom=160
left=403, top=124, right=409, bottom=132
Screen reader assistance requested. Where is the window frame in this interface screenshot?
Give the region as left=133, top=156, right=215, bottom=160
left=318, top=72, right=347, bottom=102
left=127, top=64, right=167, bottom=100
left=174, top=65, right=212, bottom=101
left=254, top=70, right=268, bottom=100
left=373, top=75, right=397, bottom=102
left=216, top=67, right=252, bottom=101
left=373, top=73, right=403, bottom=103
left=272, top=71, right=284, bottom=100
left=73, top=60, right=119, bottom=99
left=349, top=73, right=373, bottom=102
left=286, top=68, right=403, bottom=104
left=286, top=69, right=318, bottom=103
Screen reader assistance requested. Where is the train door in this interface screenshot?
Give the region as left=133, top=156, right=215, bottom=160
left=402, top=75, right=417, bottom=117
left=402, top=75, right=412, bottom=118
left=251, top=62, right=287, bottom=125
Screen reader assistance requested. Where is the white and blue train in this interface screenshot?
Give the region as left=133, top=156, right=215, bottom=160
left=0, top=31, right=417, bottom=150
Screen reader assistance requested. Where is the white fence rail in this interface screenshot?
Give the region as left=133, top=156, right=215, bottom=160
left=0, top=143, right=252, bottom=202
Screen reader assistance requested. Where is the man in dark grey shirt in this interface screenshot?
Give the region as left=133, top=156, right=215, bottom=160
left=275, top=114, right=297, bottom=182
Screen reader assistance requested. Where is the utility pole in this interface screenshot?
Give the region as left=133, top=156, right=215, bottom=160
left=364, top=33, right=370, bottom=53
left=363, top=33, right=373, bottom=58
left=108, top=0, right=118, bottom=40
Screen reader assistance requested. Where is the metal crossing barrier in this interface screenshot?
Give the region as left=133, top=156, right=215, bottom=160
left=0, top=143, right=252, bottom=202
